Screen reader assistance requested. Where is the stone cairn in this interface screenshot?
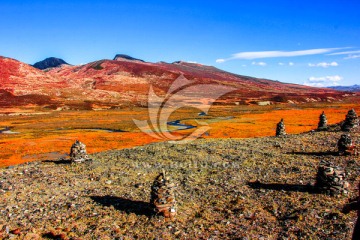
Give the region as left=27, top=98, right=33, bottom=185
left=315, top=160, right=349, bottom=196
left=69, top=140, right=91, bottom=162
left=317, top=111, right=328, bottom=131
left=150, top=171, right=176, bottom=220
left=338, top=134, right=357, bottom=156
left=341, top=109, right=359, bottom=132
left=276, top=118, right=286, bottom=136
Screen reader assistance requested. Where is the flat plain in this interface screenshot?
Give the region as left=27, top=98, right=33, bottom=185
left=0, top=99, right=359, bottom=167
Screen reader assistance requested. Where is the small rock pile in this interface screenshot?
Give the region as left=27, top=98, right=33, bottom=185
left=150, top=171, right=176, bottom=220
left=341, top=109, right=359, bottom=132
left=276, top=118, right=286, bottom=136
left=69, top=140, right=91, bottom=163
left=315, top=160, right=349, bottom=196
left=317, top=111, right=328, bottom=131
left=338, top=134, right=354, bottom=156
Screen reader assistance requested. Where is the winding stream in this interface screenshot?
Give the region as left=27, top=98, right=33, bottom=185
left=167, top=120, right=196, bottom=130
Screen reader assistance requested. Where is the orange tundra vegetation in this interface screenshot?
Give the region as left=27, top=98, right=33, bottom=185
left=200, top=104, right=359, bottom=139
left=0, top=102, right=359, bottom=167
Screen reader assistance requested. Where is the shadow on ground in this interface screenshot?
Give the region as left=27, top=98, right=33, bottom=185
left=90, top=195, right=154, bottom=217
left=42, top=159, right=72, bottom=165
left=248, top=181, right=320, bottom=194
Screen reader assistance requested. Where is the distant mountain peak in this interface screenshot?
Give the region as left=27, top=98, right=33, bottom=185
left=328, top=84, right=360, bottom=92
left=33, top=57, right=69, bottom=70
left=113, top=54, right=145, bottom=62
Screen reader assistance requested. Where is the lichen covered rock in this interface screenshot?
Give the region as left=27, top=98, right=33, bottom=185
left=70, top=140, right=91, bottom=162
left=338, top=134, right=354, bottom=156
left=276, top=118, right=286, bottom=136
left=317, top=111, right=328, bottom=131
left=315, top=160, right=349, bottom=196
left=341, top=109, right=359, bottom=132
left=150, top=171, right=176, bottom=220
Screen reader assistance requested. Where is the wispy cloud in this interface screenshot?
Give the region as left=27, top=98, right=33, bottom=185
left=252, top=61, right=267, bottom=66
left=344, top=54, right=360, bottom=59
left=328, top=50, right=360, bottom=55
left=304, top=75, right=343, bottom=87
left=216, top=47, right=344, bottom=63
left=327, top=50, right=360, bottom=60
left=279, top=62, right=294, bottom=66
left=308, top=62, right=338, bottom=68
left=308, top=75, right=343, bottom=82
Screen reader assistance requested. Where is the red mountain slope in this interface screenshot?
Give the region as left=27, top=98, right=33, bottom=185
left=0, top=56, right=67, bottom=95
left=0, top=56, right=348, bottom=109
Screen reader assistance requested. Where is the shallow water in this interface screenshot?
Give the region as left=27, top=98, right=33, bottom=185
left=0, top=130, right=20, bottom=134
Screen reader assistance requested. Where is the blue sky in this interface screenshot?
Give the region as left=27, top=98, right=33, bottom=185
left=1, top=0, right=359, bottom=86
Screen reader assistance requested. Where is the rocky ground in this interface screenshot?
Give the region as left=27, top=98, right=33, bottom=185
left=0, top=127, right=359, bottom=239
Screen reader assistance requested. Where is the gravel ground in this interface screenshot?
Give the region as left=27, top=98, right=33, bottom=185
left=1, top=127, right=359, bottom=239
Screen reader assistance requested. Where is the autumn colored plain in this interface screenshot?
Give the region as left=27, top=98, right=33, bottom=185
left=0, top=100, right=359, bottom=168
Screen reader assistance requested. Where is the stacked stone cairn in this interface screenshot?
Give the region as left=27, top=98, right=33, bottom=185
left=150, top=171, right=176, bottom=220
left=338, top=134, right=356, bottom=156
left=315, top=160, right=349, bottom=196
left=317, top=111, right=328, bottom=131
left=341, top=109, right=359, bottom=132
left=276, top=118, right=286, bottom=136
left=69, top=140, right=91, bottom=163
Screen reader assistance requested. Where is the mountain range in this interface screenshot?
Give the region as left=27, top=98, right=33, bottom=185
left=0, top=55, right=352, bottom=110
left=328, top=84, right=360, bottom=92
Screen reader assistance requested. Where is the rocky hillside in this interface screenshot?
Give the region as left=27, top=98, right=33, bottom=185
left=0, top=55, right=349, bottom=110
left=0, top=128, right=359, bottom=239
left=0, top=56, right=66, bottom=107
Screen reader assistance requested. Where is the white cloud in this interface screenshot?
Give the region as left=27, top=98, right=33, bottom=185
left=216, top=47, right=345, bottom=62
left=308, top=61, right=338, bottom=68
left=233, top=49, right=338, bottom=59
left=328, top=50, right=360, bottom=55
left=344, top=54, right=360, bottom=59
left=252, top=61, right=267, bottom=66
left=242, top=64, right=247, bottom=67
left=308, top=75, right=343, bottom=82
left=304, top=82, right=335, bottom=87
left=328, top=50, right=360, bottom=60
left=278, top=62, right=294, bottom=66
left=304, top=75, right=343, bottom=87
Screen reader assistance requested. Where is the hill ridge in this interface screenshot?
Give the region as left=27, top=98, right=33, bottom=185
left=0, top=55, right=349, bottom=110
